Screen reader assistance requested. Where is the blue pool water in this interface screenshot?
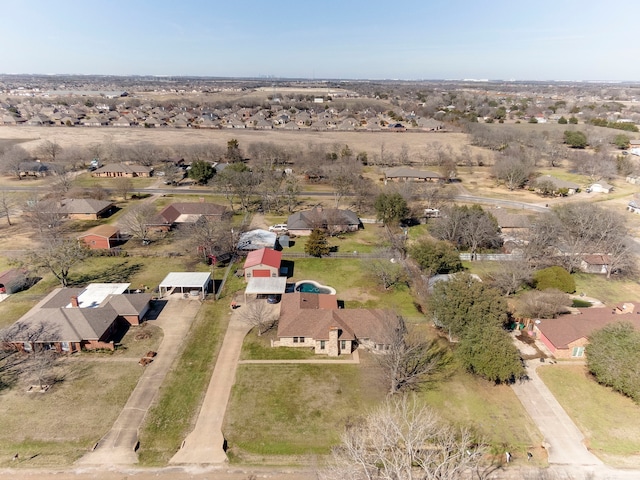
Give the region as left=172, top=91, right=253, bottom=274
left=295, top=282, right=332, bottom=294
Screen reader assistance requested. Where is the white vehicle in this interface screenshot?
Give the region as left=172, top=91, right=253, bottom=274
left=269, top=224, right=288, bottom=233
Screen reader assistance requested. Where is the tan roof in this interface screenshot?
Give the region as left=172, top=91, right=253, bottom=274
left=78, top=224, right=120, bottom=239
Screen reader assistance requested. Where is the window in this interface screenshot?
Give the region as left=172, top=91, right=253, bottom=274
left=61, top=342, right=70, bottom=352
left=320, top=340, right=326, bottom=350
left=571, top=346, right=585, bottom=358
left=299, top=337, right=305, bottom=343
left=293, top=337, right=299, bottom=343
left=340, top=340, right=346, bottom=350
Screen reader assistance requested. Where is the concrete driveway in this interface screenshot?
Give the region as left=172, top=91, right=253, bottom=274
left=76, top=296, right=202, bottom=466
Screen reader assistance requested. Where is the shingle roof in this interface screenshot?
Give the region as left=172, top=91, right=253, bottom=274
left=93, top=163, right=152, bottom=175
left=384, top=167, right=443, bottom=179
left=243, top=248, right=282, bottom=269
left=158, top=202, right=227, bottom=224
left=78, top=224, right=120, bottom=239
left=287, top=206, right=360, bottom=230
left=537, top=304, right=640, bottom=349
left=61, top=198, right=114, bottom=215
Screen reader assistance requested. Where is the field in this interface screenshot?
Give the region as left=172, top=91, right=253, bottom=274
left=538, top=364, right=640, bottom=467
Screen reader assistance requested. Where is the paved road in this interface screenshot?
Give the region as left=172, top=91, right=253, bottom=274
left=76, top=297, right=201, bottom=466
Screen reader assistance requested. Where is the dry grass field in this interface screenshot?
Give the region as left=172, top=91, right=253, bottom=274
left=0, top=125, right=481, bottom=161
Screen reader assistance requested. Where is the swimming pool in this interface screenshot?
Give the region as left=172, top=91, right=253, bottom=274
left=294, top=280, right=336, bottom=295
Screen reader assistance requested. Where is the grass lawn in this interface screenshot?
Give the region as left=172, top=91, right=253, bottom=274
left=72, top=172, right=156, bottom=189
left=286, top=226, right=389, bottom=255
left=289, top=257, right=422, bottom=318
left=224, top=362, right=382, bottom=462
left=572, top=273, right=640, bottom=304
left=421, top=370, right=543, bottom=457
left=241, top=328, right=320, bottom=360
left=137, top=301, right=229, bottom=465
left=538, top=364, right=640, bottom=466
left=0, top=360, right=142, bottom=468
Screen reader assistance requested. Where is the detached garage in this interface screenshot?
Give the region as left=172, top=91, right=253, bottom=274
left=158, top=272, right=211, bottom=300
left=243, top=248, right=282, bottom=281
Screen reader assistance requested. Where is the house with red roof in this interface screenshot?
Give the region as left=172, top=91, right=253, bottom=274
left=534, top=302, right=640, bottom=359
left=243, top=248, right=282, bottom=280
left=78, top=225, right=121, bottom=249
left=274, top=292, right=398, bottom=356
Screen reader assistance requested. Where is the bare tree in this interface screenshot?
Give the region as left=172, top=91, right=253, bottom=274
left=120, top=203, right=157, bottom=244
left=376, top=315, right=449, bottom=395
left=22, top=195, right=65, bottom=235
left=180, top=216, right=234, bottom=261
left=0, top=145, right=31, bottom=180
left=492, top=153, right=534, bottom=190
left=36, top=139, right=63, bottom=163
left=327, top=164, right=358, bottom=208
left=26, top=238, right=89, bottom=287
left=321, top=395, right=488, bottom=480
left=488, top=259, right=533, bottom=296
left=282, top=176, right=300, bottom=213
left=365, top=258, right=407, bottom=290
left=244, top=300, right=278, bottom=336
left=113, top=176, right=134, bottom=200
left=517, top=289, right=572, bottom=319
left=51, top=171, right=74, bottom=197
left=0, top=191, right=15, bottom=226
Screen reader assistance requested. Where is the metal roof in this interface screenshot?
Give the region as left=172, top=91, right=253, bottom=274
left=159, top=272, right=211, bottom=289
left=244, top=277, right=287, bottom=295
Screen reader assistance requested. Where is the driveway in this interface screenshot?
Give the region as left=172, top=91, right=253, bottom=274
left=170, top=299, right=252, bottom=464
left=76, top=296, right=202, bottom=466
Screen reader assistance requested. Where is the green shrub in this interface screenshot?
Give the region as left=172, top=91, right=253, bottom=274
left=572, top=298, right=592, bottom=308
left=534, top=266, right=575, bottom=293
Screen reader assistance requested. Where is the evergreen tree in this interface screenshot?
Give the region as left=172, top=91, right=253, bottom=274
left=305, top=229, right=330, bottom=257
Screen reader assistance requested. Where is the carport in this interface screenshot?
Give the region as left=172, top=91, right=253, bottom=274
left=159, top=272, right=211, bottom=300
left=244, top=276, right=287, bottom=303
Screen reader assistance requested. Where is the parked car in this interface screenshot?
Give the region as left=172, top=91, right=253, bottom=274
left=266, top=294, right=281, bottom=304
left=269, top=224, right=288, bottom=233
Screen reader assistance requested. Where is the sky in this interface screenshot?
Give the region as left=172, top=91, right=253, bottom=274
left=1, top=0, right=639, bottom=81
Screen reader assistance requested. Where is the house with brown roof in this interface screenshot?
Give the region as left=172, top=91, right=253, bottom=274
left=1, top=283, right=151, bottom=353
left=243, top=248, right=282, bottom=280
left=286, top=205, right=361, bottom=236
left=78, top=225, right=121, bottom=250
left=146, top=202, right=227, bottom=232
left=92, top=163, right=153, bottom=178
left=579, top=254, right=612, bottom=275
left=384, top=167, right=444, bottom=183
left=60, top=198, right=116, bottom=220
left=274, top=292, right=397, bottom=356
left=534, top=302, right=640, bottom=358
left=533, top=175, right=580, bottom=195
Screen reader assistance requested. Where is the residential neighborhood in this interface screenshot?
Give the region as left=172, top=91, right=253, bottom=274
left=2, top=73, right=640, bottom=480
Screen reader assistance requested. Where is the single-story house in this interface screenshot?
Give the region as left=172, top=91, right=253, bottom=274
left=273, top=292, right=398, bottom=356
left=243, top=248, right=282, bottom=280
left=534, top=302, right=640, bottom=359
left=1, top=283, right=151, bottom=353
left=78, top=225, right=121, bottom=250
left=0, top=268, right=29, bottom=294
left=92, top=163, right=153, bottom=178
left=533, top=175, right=580, bottom=196
left=383, top=167, right=444, bottom=183
left=147, top=202, right=227, bottom=232
left=287, top=206, right=361, bottom=236
left=588, top=182, right=613, bottom=194
left=158, top=272, right=211, bottom=300
left=628, top=200, right=640, bottom=214
left=579, top=254, right=612, bottom=275
left=60, top=198, right=116, bottom=220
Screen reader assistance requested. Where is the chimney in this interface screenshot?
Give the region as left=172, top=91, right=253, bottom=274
left=328, top=327, right=339, bottom=357
left=70, top=296, right=79, bottom=308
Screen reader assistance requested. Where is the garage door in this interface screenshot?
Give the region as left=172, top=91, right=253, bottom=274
left=252, top=269, right=270, bottom=277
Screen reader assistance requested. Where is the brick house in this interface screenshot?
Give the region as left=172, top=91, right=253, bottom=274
left=60, top=198, right=116, bottom=220
left=146, top=202, right=228, bottom=232
left=383, top=166, right=444, bottom=183
left=534, top=302, right=640, bottom=359
left=78, top=225, right=121, bottom=249
left=243, top=248, right=282, bottom=280
left=273, top=292, right=398, bottom=356
left=92, top=163, right=152, bottom=178
left=1, top=284, right=151, bottom=353
left=286, top=206, right=361, bottom=236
